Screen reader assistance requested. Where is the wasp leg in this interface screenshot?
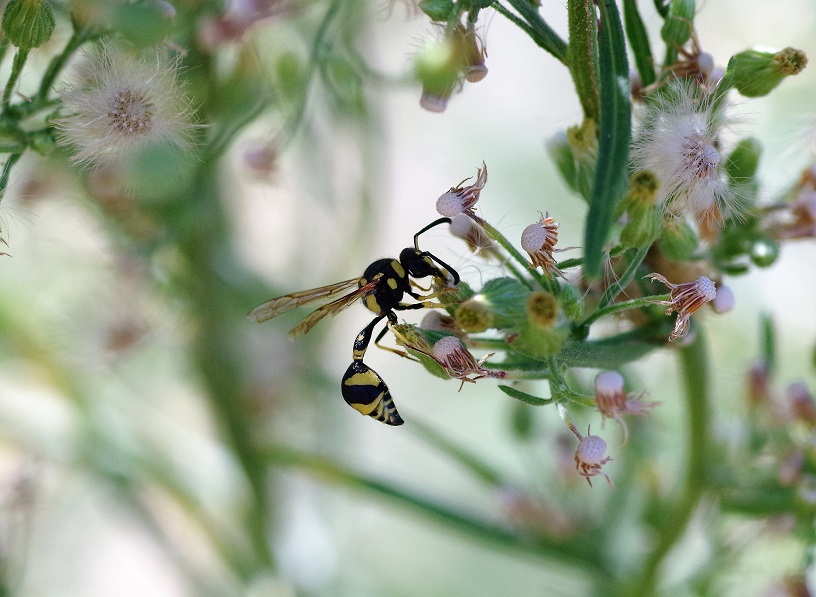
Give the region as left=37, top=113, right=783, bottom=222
left=341, top=314, right=404, bottom=426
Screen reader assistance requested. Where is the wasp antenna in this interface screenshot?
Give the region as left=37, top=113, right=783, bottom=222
left=414, top=217, right=453, bottom=251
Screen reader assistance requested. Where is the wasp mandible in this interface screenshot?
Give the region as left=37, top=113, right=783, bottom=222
left=249, top=217, right=460, bottom=426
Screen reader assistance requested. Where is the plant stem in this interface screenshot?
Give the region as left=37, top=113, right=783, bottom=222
left=498, top=0, right=569, bottom=66
left=619, top=329, right=711, bottom=597
left=3, top=49, right=29, bottom=106
left=581, top=293, right=669, bottom=327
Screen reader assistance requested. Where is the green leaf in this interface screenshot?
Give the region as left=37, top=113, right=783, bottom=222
left=498, top=384, right=554, bottom=406
left=623, top=0, right=656, bottom=87
left=557, top=327, right=667, bottom=369
left=583, top=0, right=631, bottom=279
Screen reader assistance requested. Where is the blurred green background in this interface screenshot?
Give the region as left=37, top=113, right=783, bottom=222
left=0, top=1, right=814, bottom=595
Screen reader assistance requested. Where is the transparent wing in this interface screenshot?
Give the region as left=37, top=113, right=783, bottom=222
left=248, top=277, right=362, bottom=324
left=288, top=279, right=380, bottom=337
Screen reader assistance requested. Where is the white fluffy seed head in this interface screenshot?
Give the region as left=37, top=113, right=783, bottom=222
left=432, top=335, right=463, bottom=360
left=56, top=42, right=198, bottom=171
left=436, top=192, right=465, bottom=217
left=631, top=81, right=737, bottom=217
left=576, top=435, right=608, bottom=466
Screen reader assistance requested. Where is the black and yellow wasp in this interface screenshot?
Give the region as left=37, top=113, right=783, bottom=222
left=248, top=217, right=460, bottom=426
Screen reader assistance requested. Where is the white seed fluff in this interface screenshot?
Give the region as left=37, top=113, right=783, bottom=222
left=630, top=82, right=737, bottom=217
left=57, top=42, right=198, bottom=170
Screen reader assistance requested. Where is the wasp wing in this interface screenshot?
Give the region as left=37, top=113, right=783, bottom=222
left=288, top=279, right=380, bottom=337
left=248, top=277, right=362, bottom=324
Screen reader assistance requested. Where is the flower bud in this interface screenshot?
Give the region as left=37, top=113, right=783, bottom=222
left=726, top=47, right=808, bottom=97
left=658, top=216, right=698, bottom=261
left=416, top=40, right=460, bottom=113
left=564, top=119, right=598, bottom=202
left=454, top=297, right=494, bottom=333
left=660, top=0, right=695, bottom=48
left=2, top=0, right=55, bottom=50
left=525, top=291, right=558, bottom=329
left=620, top=171, right=662, bottom=249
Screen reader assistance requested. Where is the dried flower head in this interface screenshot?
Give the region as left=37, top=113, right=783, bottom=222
left=787, top=382, right=816, bottom=426
left=594, top=370, right=658, bottom=443
left=520, top=214, right=564, bottom=277
left=436, top=162, right=488, bottom=219
left=631, top=81, right=738, bottom=220
left=646, top=273, right=717, bottom=341
left=573, top=427, right=614, bottom=487
left=430, top=335, right=505, bottom=385
left=57, top=42, right=198, bottom=171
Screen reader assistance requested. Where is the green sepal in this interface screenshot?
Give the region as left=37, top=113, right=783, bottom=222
left=418, top=0, right=455, bottom=21
left=478, top=277, right=529, bottom=329
left=658, top=217, right=698, bottom=261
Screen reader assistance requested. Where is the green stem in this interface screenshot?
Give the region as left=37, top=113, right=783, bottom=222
left=3, top=49, right=29, bottom=106
left=473, top=216, right=553, bottom=292
left=498, top=0, right=569, bottom=66
left=0, top=152, right=22, bottom=203
left=567, top=0, right=600, bottom=123
left=546, top=356, right=595, bottom=407
left=177, top=160, right=275, bottom=573
left=619, top=330, right=711, bottom=597
left=581, top=293, right=669, bottom=327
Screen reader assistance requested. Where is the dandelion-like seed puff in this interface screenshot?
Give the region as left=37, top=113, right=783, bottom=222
left=56, top=42, right=198, bottom=171
left=630, top=81, right=738, bottom=221
left=646, top=273, right=717, bottom=342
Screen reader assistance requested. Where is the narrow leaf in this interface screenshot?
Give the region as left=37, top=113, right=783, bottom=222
left=498, top=384, right=553, bottom=406
left=623, top=0, right=656, bottom=87
left=583, top=0, right=631, bottom=279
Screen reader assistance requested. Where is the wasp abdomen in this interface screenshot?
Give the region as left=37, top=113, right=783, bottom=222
left=341, top=361, right=404, bottom=426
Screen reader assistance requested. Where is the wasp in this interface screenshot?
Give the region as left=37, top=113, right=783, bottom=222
left=249, top=217, right=460, bottom=426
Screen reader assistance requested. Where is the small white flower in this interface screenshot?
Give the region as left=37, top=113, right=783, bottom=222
left=57, top=42, right=198, bottom=171
left=573, top=427, right=614, bottom=488
left=435, top=162, right=488, bottom=218
left=520, top=214, right=564, bottom=277
left=646, top=273, right=717, bottom=342
left=631, top=81, right=738, bottom=220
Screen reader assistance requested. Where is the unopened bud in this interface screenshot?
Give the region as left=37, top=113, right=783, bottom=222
left=525, top=291, right=558, bottom=329
left=619, top=171, right=661, bottom=249
left=658, top=216, right=698, bottom=261
left=2, top=0, right=55, bottom=49
left=416, top=40, right=460, bottom=113
left=558, top=284, right=584, bottom=322
left=726, top=47, right=808, bottom=97
left=454, top=297, right=494, bottom=333
left=788, top=382, right=816, bottom=426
